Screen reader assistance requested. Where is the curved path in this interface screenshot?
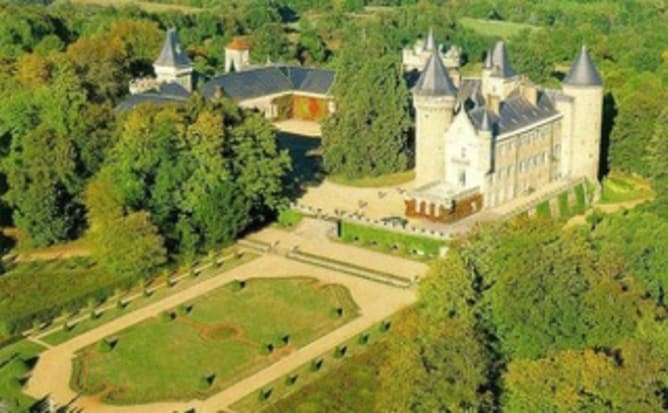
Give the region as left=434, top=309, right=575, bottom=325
left=24, top=223, right=424, bottom=412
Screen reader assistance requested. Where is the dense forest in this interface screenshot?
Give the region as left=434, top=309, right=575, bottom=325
left=0, top=0, right=666, bottom=411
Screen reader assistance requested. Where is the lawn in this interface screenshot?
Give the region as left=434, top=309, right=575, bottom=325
left=459, top=17, right=537, bottom=38
left=328, top=170, right=415, bottom=188
left=339, top=220, right=444, bottom=258
left=0, top=340, right=45, bottom=412
left=71, top=277, right=360, bottom=404
left=41, top=250, right=257, bottom=346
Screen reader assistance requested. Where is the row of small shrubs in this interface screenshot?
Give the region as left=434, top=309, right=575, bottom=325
left=338, top=221, right=444, bottom=257
left=255, top=320, right=392, bottom=404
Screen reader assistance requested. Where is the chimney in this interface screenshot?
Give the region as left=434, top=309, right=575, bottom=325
left=448, top=68, right=461, bottom=88
left=488, top=94, right=501, bottom=114
left=520, top=78, right=537, bottom=105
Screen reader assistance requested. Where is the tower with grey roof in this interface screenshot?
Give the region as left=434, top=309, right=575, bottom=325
left=561, top=45, right=603, bottom=181
left=153, top=28, right=194, bottom=92
left=412, top=52, right=458, bottom=186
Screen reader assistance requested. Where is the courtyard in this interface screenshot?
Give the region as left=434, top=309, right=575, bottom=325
left=71, top=277, right=359, bottom=404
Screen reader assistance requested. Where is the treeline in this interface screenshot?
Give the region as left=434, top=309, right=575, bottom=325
left=377, top=210, right=667, bottom=411
left=0, top=4, right=291, bottom=278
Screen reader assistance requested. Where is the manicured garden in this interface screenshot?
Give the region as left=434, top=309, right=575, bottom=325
left=71, top=277, right=359, bottom=404
left=0, top=340, right=45, bottom=412
left=339, top=221, right=444, bottom=258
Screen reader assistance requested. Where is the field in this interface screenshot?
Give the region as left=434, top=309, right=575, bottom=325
left=71, top=277, right=360, bottom=404
left=0, top=340, right=45, bottom=412
left=459, top=17, right=538, bottom=38
left=54, top=0, right=202, bottom=13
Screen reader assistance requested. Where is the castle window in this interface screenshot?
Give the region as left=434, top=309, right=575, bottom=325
left=461, top=147, right=466, bottom=158
left=459, top=170, right=466, bottom=187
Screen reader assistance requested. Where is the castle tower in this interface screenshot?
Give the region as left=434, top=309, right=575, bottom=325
left=153, top=28, right=193, bottom=92
left=422, top=27, right=437, bottom=53
left=412, top=52, right=457, bottom=187
left=481, top=41, right=519, bottom=100
left=561, top=45, right=603, bottom=181
left=225, top=37, right=250, bottom=72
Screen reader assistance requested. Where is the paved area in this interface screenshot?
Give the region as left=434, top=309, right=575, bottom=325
left=24, top=220, right=423, bottom=413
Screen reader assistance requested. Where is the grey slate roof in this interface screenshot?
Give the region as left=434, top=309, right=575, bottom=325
left=457, top=78, right=484, bottom=107
left=202, top=66, right=334, bottom=101
left=467, top=90, right=559, bottom=136
left=490, top=41, right=517, bottom=78
left=563, top=45, right=602, bottom=87
left=154, top=28, right=192, bottom=68
left=412, top=53, right=457, bottom=97
left=115, top=90, right=188, bottom=112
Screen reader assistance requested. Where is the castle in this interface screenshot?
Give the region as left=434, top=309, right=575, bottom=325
left=403, top=31, right=603, bottom=222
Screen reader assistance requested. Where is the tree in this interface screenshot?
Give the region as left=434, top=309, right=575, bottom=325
left=322, top=25, right=411, bottom=178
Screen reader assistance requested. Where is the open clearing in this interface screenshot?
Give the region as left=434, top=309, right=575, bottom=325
left=459, top=17, right=537, bottom=38
left=71, top=277, right=359, bottom=404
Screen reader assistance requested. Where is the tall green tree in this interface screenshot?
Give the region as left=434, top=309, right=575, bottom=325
left=322, top=25, right=411, bottom=178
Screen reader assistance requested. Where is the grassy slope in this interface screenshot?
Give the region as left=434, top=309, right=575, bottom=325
left=54, top=0, right=202, bottom=13
left=459, top=17, right=537, bottom=38
left=72, top=277, right=359, bottom=404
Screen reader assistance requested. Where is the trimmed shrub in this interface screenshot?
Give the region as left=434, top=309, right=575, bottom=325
left=334, top=345, right=348, bottom=358
left=97, top=340, right=113, bottom=353
left=277, top=209, right=304, bottom=228
left=339, top=221, right=444, bottom=257
left=310, top=358, right=324, bottom=371
left=380, top=320, right=392, bottom=332
left=258, top=387, right=273, bottom=401
left=358, top=332, right=370, bottom=345
left=286, top=374, right=298, bottom=386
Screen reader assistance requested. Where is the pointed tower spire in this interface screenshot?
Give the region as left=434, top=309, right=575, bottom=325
left=490, top=40, right=516, bottom=77
left=484, top=49, right=493, bottom=69
left=413, top=53, right=457, bottom=97
left=563, top=45, right=602, bottom=86
left=422, top=27, right=437, bottom=52
left=154, top=28, right=192, bottom=68
left=479, top=109, right=492, bottom=132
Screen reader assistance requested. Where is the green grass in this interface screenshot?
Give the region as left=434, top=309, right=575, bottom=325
left=276, top=209, right=305, bottom=230
left=328, top=170, right=415, bottom=188
left=231, top=321, right=393, bottom=413
left=0, top=257, right=136, bottom=337
left=536, top=201, right=551, bottom=218
left=71, top=277, right=360, bottom=404
left=459, top=17, right=538, bottom=38
left=339, top=221, right=444, bottom=258
left=574, top=184, right=586, bottom=213
left=0, top=340, right=45, bottom=412
left=41, top=251, right=258, bottom=346
left=54, top=0, right=202, bottom=13
left=600, top=173, right=652, bottom=204
left=557, top=192, right=570, bottom=217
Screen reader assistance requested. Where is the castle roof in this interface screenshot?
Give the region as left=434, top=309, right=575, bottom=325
left=563, top=45, right=602, bottom=87
left=227, top=37, right=250, bottom=51
left=202, top=65, right=334, bottom=101
left=490, top=41, right=516, bottom=78
left=467, top=90, right=559, bottom=136
left=422, top=27, right=437, bottom=52
left=154, top=28, right=192, bottom=68
left=412, top=52, right=457, bottom=97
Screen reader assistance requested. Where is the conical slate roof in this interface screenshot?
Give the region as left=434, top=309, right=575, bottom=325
left=413, top=53, right=457, bottom=97
left=484, top=49, right=492, bottom=68
left=479, top=109, right=492, bottom=132
left=490, top=41, right=516, bottom=78
left=422, top=27, right=437, bottom=52
left=563, top=45, right=602, bottom=86
left=154, top=28, right=192, bottom=68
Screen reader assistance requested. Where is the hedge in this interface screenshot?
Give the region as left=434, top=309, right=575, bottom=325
left=574, top=184, right=586, bottom=213
left=536, top=201, right=551, bottom=218
left=0, top=258, right=138, bottom=337
left=557, top=192, right=570, bottom=217
left=339, top=221, right=444, bottom=257
left=277, top=209, right=304, bottom=229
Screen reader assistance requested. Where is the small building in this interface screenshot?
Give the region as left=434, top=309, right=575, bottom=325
left=119, top=29, right=335, bottom=121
